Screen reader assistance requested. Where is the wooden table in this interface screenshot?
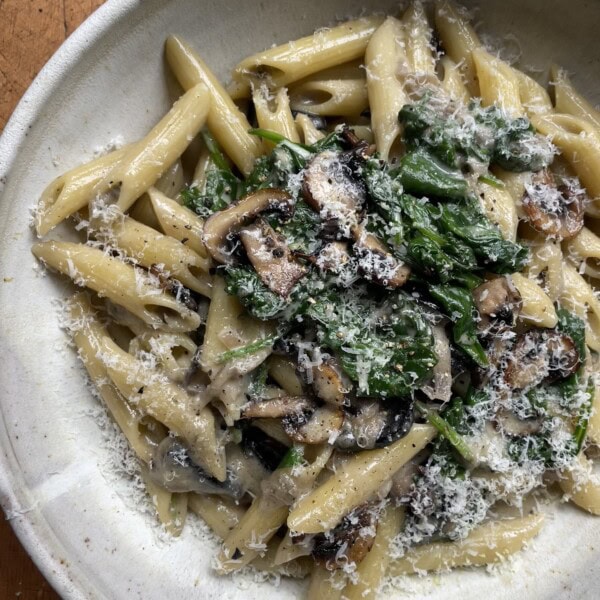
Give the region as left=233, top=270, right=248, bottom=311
left=0, top=3, right=106, bottom=596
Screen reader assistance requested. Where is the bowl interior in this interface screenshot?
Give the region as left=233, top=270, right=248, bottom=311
left=1, top=0, right=599, bottom=598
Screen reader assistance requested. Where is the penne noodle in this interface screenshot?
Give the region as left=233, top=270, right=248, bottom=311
left=512, top=69, right=553, bottom=117
left=307, top=567, right=346, bottom=600
left=71, top=294, right=157, bottom=464
left=524, top=240, right=564, bottom=302
left=551, top=65, right=600, bottom=132
left=188, top=493, right=245, bottom=540
left=32, top=241, right=201, bottom=333
left=531, top=113, right=600, bottom=205
left=97, top=83, right=210, bottom=212
left=89, top=211, right=212, bottom=297
left=35, top=144, right=131, bottom=237
left=511, top=272, right=558, bottom=328
left=403, top=1, right=437, bottom=80
left=586, top=384, right=600, bottom=446
left=128, top=332, right=197, bottom=384
left=232, top=17, right=383, bottom=90
left=478, top=182, right=519, bottom=242
left=147, top=187, right=209, bottom=259
left=140, top=465, right=188, bottom=537
left=388, top=514, right=545, bottom=575
left=440, top=56, right=470, bottom=104
left=365, top=17, right=409, bottom=161
left=472, top=48, right=524, bottom=117
left=287, top=425, right=435, bottom=534
left=289, top=78, right=368, bottom=118
left=343, top=505, right=405, bottom=600
left=253, top=86, right=300, bottom=143
left=66, top=294, right=224, bottom=480
left=295, top=114, right=325, bottom=145
left=564, top=226, right=600, bottom=281
left=267, top=355, right=305, bottom=396
left=434, top=0, right=481, bottom=96
left=561, top=263, right=600, bottom=351
left=165, top=36, right=263, bottom=176
left=559, top=453, right=600, bottom=515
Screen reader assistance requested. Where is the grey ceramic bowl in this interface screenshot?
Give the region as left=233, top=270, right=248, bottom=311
left=1, top=1, right=599, bottom=598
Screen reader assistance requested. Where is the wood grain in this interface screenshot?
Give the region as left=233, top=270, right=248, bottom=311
left=0, top=0, right=106, bottom=131
left=0, top=3, right=106, bottom=597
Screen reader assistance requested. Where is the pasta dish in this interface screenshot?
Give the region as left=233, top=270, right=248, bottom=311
left=31, top=1, right=600, bottom=597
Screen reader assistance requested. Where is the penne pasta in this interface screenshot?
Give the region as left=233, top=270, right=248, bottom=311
left=97, top=83, right=210, bottom=212
left=140, top=465, right=188, bottom=537
left=532, top=114, right=600, bottom=205
left=66, top=294, right=225, bottom=480
left=253, top=86, right=300, bottom=143
left=287, top=425, right=435, bottom=534
left=403, top=1, right=437, bottom=80
left=564, top=227, right=600, bottom=282
left=343, top=505, right=405, bottom=600
left=551, top=65, right=600, bottom=132
left=307, top=567, right=346, bottom=600
left=511, top=272, right=559, bottom=328
left=440, top=56, right=470, bottom=104
left=387, top=513, right=545, bottom=575
left=472, top=48, right=524, bottom=118
left=559, top=453, right=600, bottom=516
left=478, top=181, right=519, bottom=242
left=513, top=69, right=553, bottom=117
left=147, top=187, right=209, bottom=259
left=187, top=493, right=245, bottom=540
left=561, top=263, right=600, bottom=351
left=35, top=144, right=131, bottom=237
left=32, top=241, right=201, bottom=332
left=165, top=36, right=263, bottom=175
left=295, top=114, right=325, bottom=145
left=434, top=0, right=481, bottom=96
left=365, top=17, right=409, bottom=160
left=89, top=210, right=212, bottom=297
left=289, top=78, right=368, bottom=118
left=232, top=17, right=383, bottom=90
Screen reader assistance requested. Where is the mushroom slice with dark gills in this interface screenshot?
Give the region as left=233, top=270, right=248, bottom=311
left=239, top=218, right=307, bottom=297
left=282, top=403, right=345, bottom=445
left=311, top=503, right=378, bottom=570
left=148, top=436, right=243, bottom=499
left=335, top=397, right=415, bottom=451
left=302, top=150, right=366, bottom=237
left=504, top=329, right=580, bottom=390
left=473, top=276, right=522, bottom=333
left=311, top=358, right=353, bottom=406
left=203, top=188, right=295, bottom=264
left=352, top=226, right=411, bottom=288
left=522, top=169, right=586, bottom=242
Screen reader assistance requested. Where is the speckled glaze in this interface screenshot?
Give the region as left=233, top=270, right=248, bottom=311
left=1, top=1, right=599, bottom=598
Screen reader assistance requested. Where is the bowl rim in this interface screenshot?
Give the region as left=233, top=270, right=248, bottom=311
left=0, top=2, right=136, bottom=597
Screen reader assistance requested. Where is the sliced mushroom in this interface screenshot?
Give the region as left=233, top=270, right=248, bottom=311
left=311, top=503, right=378, bottom=570
left=282, top=403, right=344, bottom=445
left=239, top=218, right=307, bottom=297
left=494, top=409, right=544, bottom=437
left=148, top=437, right=243, bottom=498
left=314, top=241, right=352, bottom=273
left=421, top=324, right=452, bottom=403
left=311, top=358, right=353, bottom=406
left=473, top=276, right=522, bottom=333
left=335, top=398, right=415, bottom=451
left=352, top=226, right=411, bottom=288
left=302, top=150, right=366, bottom=236
left=241, top=396, right=316, bottom=419
left=522, top=169, right=585, bottom=241
left=241, top=425, right=289, bottom=472
left=203, top=188, right=295, bottom=264
left=504, top=329, right=580, bottom=390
